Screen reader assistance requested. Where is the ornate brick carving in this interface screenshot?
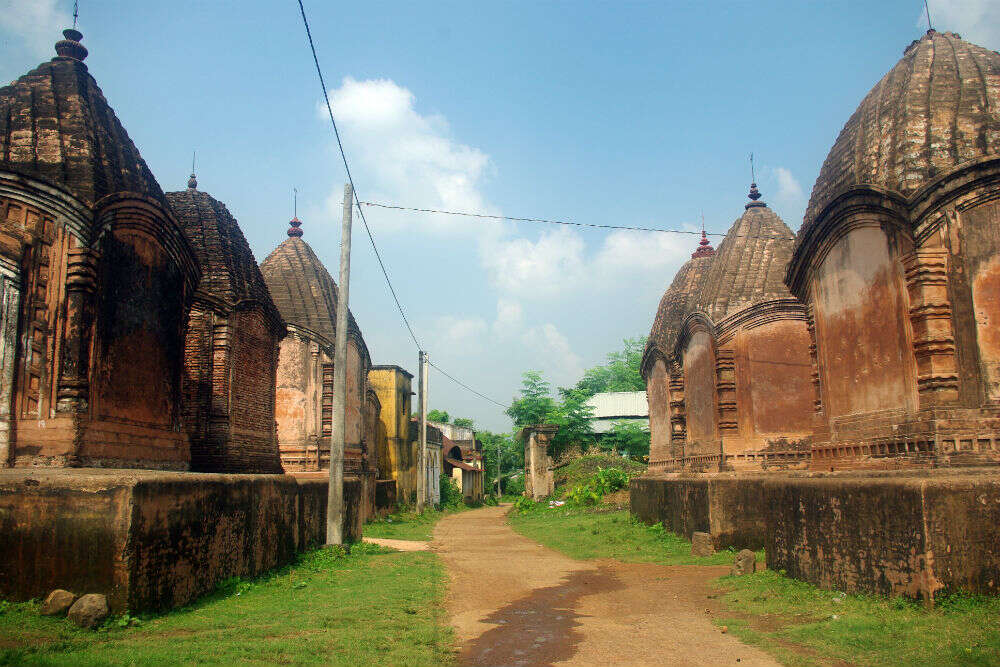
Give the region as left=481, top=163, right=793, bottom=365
left=902, top=249, right=959, bottom=406
left=715, top=348, right=737, bottom=433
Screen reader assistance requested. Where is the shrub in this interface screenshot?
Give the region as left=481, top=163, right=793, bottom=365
left=513, top=495, right=536, bottom=513
left=438, top=474, right=463, bottom=509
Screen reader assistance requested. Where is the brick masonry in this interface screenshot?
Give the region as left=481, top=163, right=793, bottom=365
left=0, top=468, right=364, bottom=612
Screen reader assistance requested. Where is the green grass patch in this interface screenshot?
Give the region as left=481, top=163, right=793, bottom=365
left=508, top=504, right=755, bottom=566
left=364, top=506, right=464, bottom=541
left=714, top=569, right=1000, bottom=667
left=0, top=544, right=454, bottom=667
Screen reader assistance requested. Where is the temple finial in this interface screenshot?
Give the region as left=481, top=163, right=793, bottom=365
left=288, top=188, right=303, bottom=237
left=187, top=151, right=197, bottom=190
left=54, top=27, right=87, bottom=62
left=691, top=214, right=716, bottom=259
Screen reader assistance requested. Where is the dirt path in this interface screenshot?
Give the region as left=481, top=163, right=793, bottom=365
left=433, top=505, right=780, bottom=667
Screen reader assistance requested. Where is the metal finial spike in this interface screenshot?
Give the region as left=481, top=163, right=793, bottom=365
left=924, top=0, right=933, bottom=32
left=73, top=0, right=79, bottom=29
left=294, top=187, right=298, bottom=218
left=749, top=152, right=756, bottom=183
left=192, top=151, right=196, bottom=174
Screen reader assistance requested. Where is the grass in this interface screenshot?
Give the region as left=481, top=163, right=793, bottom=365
left=364, top=505, right=470, bottom=541
left=712, top=570, right=1000, bottom=667
left=508, top=503, right=758, bottom=566
left=0, top=543, right=455, bottom=667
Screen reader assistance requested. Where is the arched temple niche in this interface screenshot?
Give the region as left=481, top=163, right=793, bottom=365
left=0, top=30, right=200, bottom=469
left=678, top=313, right=718, bottom=461
left=786, top=30, right=1000, bottom=468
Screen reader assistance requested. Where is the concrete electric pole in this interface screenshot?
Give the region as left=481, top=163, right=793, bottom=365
left=327, top=183, right=353, bottom=545
left=416, top=350, right=429, bottom=512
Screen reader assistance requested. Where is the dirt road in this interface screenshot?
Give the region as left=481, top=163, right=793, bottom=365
left=433, top=504, right=780, bottom=667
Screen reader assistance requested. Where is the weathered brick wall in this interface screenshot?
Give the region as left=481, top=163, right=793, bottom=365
left=0, top=469, right=365, bottom=612
left=630, top=476, right=710, bottom=539
left=683, top=331, right=717, bottom=455
left=228, top=309, right=282, bottom=473
left=634, top=470, right=1000, bottom=598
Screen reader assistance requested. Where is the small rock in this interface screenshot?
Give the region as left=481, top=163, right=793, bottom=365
left=691, top=531, right=715, bottom=556
left=40, top=589, right=77, bottom=616
left=730, top=549, right=757, bottom=576
left=67, top=594, right=109, bottom=629
left=721, top=626, right=728, bottom=634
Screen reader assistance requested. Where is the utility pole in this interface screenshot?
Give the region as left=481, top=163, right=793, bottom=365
left=416, top=351, right=429, bottom=512
left=327, top=183, right=353, bottom=545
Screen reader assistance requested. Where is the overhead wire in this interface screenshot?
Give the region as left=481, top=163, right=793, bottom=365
left=429, top=361, right=510, bottom=409
left=361, top=201, right=798, bottom=240
left=297, top=0, right=508, bottom=410
left=297, top=0, right=422, bottom=351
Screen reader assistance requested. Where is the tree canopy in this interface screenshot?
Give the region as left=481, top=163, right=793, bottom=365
left=427, top=409, right=450, bottom=423
left=573, top=337, right=646, bottom=398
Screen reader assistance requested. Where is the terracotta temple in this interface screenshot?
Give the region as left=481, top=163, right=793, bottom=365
left=643, top=186, right=813, bottom=471
left=166, top=177, right=286, bottom=473
left=786, top=30, right=1000, bottom=469
left=0, top=30, right=200, bottom=470
left=259, top=216, right=380, bottom=484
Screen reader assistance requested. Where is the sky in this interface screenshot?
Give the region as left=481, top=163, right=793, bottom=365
left=1, top=0, right=998, bottom=432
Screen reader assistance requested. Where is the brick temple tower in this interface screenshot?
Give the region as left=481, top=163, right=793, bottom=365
left=786, top=31, right=1000, bottom=469
left=259, top=215, right=378, bottom=488
left=643, top=185, right=812, bottom=471
left=166, top=176, right=286, bottom=473
left=0, top=29, right=200, bottom=469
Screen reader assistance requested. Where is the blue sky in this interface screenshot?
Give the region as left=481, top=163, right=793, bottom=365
left=2, top=1, right=998, bottom=431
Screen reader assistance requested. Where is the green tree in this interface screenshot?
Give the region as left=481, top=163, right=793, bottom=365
left=479, top=429, right=522, bottom=495
left=574, top=337, right=647, bottom=397
left=427, top=409, right=450, bottom=423
left=549, top=388, right=595, bottom=457
left=505, top=371, right=557, bottom=427
left=600, top=420, right=651, bottom=460
left=452, top=417, right=474, bottom=429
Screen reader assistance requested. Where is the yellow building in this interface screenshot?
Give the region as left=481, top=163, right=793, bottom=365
left=368, top=365, right=417, bottom=505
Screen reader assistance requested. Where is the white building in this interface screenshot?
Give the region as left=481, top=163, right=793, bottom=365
left=584, top=391, right=649, bottom=434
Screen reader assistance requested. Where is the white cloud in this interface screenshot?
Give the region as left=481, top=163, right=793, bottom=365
left=481, top=225, right=688, bottom=300
left=522, top=323, right=583, bottom=383
left=432, top=314, right=488, bottom=353
left=774, top=167, right=804, bottom=204
left=324, top=77, right=495, bottom=234
left=920, top=0, right=1000, bottom=50
left=493, top=298, right=524, bottom=337
left=0, top=0, right=72, bottom=60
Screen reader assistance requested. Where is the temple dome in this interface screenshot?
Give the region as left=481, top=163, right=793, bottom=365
left=644, top=252, right=715, bottom=366
left=803, top=30, right=1000, bottom=228
left=259, top=232, right=361, bottom=346
left=694, top=197, right=797, bottom=321
left=0, top=32, right=167, bottom=209
left=165, top=187, right=284, bottom=331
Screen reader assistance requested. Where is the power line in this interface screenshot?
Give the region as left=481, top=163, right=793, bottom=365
left=297, top=0, right=505, bottom=413
left=297, top=0, right=422, bottom=351
left=361, top=201, right=797, bottom=240
left=429, top=360, right=509, bottom=409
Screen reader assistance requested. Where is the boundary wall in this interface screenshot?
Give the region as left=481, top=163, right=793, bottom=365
left=631, top=469, right=1000, bottom=599
left=0, top=469, right=363, bottom=612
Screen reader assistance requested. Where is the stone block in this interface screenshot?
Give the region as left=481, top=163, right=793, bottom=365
left=67, top=593, right=108, bottom=629
left=731, top=549, right=757, bottom=576
left=40, top=589, right=76, bottom=616
left=691, top=531, right=714, bottom=556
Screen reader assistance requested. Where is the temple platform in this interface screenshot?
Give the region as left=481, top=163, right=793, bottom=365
left=631, top=468, right=1000, bottom=600
left=0, top=469, right=364, bottom=612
